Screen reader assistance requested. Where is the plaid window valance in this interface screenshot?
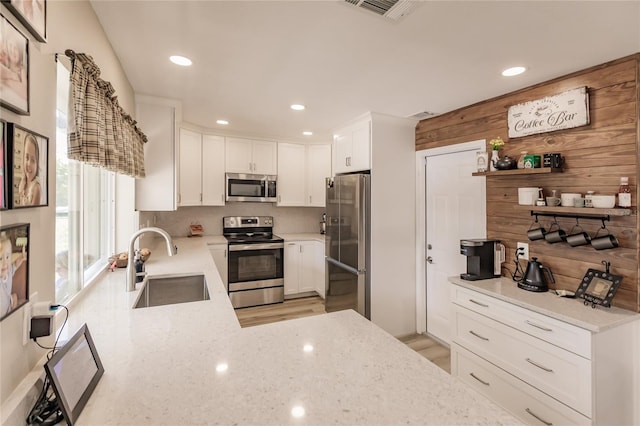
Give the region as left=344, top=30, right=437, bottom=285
left=65, top=49, right=146, bottom=178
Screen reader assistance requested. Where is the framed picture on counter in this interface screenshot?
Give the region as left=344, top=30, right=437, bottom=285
left=8, top=123, right=48, bottom=208
left=0, top=119, right=7, bottom=210
left=0, top=222, right=29, bottom=321
left=0, top=13, right=29, bottom=115
left=2, top=0, right=46, bottom=42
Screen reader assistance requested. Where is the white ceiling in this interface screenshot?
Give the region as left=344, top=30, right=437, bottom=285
left=89, top=1, right=640, bottom=143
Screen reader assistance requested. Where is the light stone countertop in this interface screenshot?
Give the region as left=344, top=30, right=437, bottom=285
left=449, top=276, right=640, bottom=332
left=278, top=232, right=326, bottom=243
left=58, top=237, right=520, bottom=425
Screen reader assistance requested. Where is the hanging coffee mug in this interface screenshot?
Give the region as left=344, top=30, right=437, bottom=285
left=527, top=218, right=546, bottom=241
left=544, top=219, right=566, bottom=243
left=591, top=226, right=619, bottom=250
left=566, top=222, right=591, bottom=247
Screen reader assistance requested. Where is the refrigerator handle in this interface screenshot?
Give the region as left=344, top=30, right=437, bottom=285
left=326, top=256, right=366, bottom=275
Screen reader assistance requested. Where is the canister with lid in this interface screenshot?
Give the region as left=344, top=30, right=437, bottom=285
left=585, top=191, right=595, bottom=208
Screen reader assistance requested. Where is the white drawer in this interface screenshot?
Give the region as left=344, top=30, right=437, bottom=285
left=451, top=285, right=591, bottom=358
left=453, top=345, right=591, bottom=426
left=453, top=306, right=592, bottom=417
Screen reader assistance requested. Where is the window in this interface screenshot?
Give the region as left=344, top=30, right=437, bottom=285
left=55, top=60, right=115, bottom=304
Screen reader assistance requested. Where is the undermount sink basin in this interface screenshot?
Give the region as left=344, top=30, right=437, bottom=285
left=133, top=274, right=210, bottom=309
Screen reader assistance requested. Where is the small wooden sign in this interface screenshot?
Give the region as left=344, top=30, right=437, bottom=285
left=508, top=87, right=590, bottom=138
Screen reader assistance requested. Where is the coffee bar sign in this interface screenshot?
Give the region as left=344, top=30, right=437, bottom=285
left=508, top=87, right=590, bottom=138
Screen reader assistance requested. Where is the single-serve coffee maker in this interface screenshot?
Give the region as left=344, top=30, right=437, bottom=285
left=460, top=239, right=505, bottom=281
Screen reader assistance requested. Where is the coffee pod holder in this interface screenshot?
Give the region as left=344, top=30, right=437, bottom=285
left=575, top=261, right=622, bottom=308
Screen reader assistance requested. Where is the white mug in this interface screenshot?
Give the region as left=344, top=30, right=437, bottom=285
left=560, top=193, right=581, bottom=207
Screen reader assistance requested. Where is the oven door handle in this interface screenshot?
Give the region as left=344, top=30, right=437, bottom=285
left=229, top=242, right=284, bottom=251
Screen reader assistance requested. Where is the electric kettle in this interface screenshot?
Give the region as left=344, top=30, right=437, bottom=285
left=519, top=257, right=554, bottom=292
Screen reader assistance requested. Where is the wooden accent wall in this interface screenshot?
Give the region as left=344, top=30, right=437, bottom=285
left=416, top=54, right=640, bottom=312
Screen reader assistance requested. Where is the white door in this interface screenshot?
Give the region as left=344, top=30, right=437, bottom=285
left=307, top=144, right=331, bottom=207
left=225, top=138, right=253, bottom=173
left=252, top=140, right=278, bottom=175
left=425, top=148, right=485, bottom=343
left=277, top=143, right=307, bottom=206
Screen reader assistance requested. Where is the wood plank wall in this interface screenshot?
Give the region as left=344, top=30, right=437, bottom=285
left=416, top=54, right=640, bottom=312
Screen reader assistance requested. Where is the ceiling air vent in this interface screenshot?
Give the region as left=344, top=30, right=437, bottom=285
left=408, top=111, right=439, bottom=120
left=344, top=0, right=419, bottom=22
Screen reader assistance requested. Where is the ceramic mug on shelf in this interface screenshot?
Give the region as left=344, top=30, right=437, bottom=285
left=561, top=193, right=581, bottom=207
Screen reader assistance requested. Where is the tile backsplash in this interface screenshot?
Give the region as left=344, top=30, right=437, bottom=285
left=140, top=205, right=325, bottom=237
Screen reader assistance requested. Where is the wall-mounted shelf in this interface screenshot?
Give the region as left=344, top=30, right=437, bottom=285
left=472, top=168, right=562, bottom=177
left=514, top=205, right=633, bottom=216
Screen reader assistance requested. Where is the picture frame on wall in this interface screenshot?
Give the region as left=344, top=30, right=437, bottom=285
left=2, top=0, right=46, bottom=42
left=0, top=119, right=7, bottom=210
left=0, top=13, right=29, bottom=115
left=0, top=222, right=29, bottom=322
left=7, top=123, right=47, bottom=208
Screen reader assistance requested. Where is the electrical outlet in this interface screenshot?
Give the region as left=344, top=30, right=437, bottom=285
left=517, top=242, right=529, bottom=260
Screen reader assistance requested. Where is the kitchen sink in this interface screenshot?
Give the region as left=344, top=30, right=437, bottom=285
left=133, top=274, right=209, bottom=309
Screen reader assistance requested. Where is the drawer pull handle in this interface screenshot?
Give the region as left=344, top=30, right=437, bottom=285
left=469, top=299, right=489, bottom=308
left=526, top=358, right=554, bottom=373
left=469, top=330, right=489, bottom=341
left=469, top=372, right=490, bottom=386
left=525, top=408, right=553, bottom=426
left=526, top=320, right=553, bottom=332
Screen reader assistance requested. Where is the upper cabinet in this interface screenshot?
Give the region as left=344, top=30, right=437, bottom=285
left=333, top=118, right=371, bottom=174
left=277, top=143, right=331, bottom=207
left=135, top=97, right=179, bottom=211
left=178, top=129, right=225, bottom=207
left=225, top=137, right=277, bottom=175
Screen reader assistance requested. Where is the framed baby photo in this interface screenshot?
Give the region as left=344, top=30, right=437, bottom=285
left=7, top=123, right=47, bottom=208
left=0, top=222, right=29, bottom=322
left=0, top=13, right=30, bottom=115
left=0, top=119, right=7, bottom=210
left=2, top=0, right=46, bottom=42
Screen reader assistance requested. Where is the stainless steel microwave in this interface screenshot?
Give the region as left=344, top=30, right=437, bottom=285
left=226, top=173, right=277, bottom=202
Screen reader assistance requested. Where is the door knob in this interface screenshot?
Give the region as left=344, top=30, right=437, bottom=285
left=426, top=256, right=434, bottom=264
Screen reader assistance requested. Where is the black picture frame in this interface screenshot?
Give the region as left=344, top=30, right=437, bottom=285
left=7, top=123, right=47, bottom=208
left=0, top=13, right=29, bottom=115
left=44, top=324, right=104, bottom=426
left=0, top=222, right=29, bottom=321
left=0, top=119, right=7, bottom=210
left=2, top=0, right=46, bottom=42
left=575, top=268, right=622, bottom=308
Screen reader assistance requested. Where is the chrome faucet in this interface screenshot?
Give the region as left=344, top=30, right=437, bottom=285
left=126, top=227, right=177, bottom=291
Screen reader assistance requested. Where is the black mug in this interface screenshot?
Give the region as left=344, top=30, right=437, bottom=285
left=591, top=232, right=619, bottom=250
left=544, top=222, right=566, bottom=243
left=527, top=224, right=546, bottom=241
left=566, top=225, right=591, bottom=247
left=543, top=153, right=563, bottom=168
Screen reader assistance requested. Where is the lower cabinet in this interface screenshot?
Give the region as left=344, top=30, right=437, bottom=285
left=450, top=282, right=638, bottom=426
left=208, top=243, right=228, bottom=290
left=284, top=240, right=325, bottom=298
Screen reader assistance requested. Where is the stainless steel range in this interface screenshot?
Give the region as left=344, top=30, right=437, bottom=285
left=223, top=216, right=284, bottom=309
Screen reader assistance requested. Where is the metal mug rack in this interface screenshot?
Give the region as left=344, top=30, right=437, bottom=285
left=530, top=211, right=611, bottom=223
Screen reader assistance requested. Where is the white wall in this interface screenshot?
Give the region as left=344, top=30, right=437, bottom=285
left=0, top=0, right=135, bottom=405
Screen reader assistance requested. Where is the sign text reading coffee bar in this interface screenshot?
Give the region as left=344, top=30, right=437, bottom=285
left=508, top=87, right=590, bottom=138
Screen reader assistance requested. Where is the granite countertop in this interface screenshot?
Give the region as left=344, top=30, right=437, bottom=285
left=448, top=276, right=640, bottom=332
left=57, top=238, right=519, bottom=425
left=278, top=233, right=325, bottom=243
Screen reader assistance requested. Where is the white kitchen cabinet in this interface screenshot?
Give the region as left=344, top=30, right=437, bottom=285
left=225, top=137, right=277, bottom=175
left=208, top=243, right=228, bottom=290
left=450, top=280, right=640, bottom=426
left=135, top=98, right=178, bottom=211
left=277, top=143, right=331, bottom=207
left=178, top=129, right=225, bottom=206
left=333, top=117, right=370, bottom=174
left=284, top=241, right=318, bottom=297
left=314, top=240, right=325, bottom=298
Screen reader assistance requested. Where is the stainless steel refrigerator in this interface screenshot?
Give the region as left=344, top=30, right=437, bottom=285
left=325, top=173, right=370, bottom=319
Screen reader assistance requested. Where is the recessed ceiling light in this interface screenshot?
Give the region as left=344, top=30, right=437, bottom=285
left=291, top=406, right=306, bottom=418
left=303, top=344, right=314, bottom=352
left=216, top=119, right=229, bottom=125
left=215, top=363, right=228, bottom=373
left=169, top=55, right=192, bottom=66
left=290, top=104, right=305, bottom=111
left=302, top=131, right=313, bottom=136
left=502, top=66, right=526, bottom=77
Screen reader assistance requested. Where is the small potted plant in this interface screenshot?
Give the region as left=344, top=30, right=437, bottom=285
left=489, top=137, right=505, bottom=171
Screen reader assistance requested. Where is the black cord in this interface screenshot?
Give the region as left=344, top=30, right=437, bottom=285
left=48, top=305, right=69, bottom=359
left=511, top=249, right=526, bottom=283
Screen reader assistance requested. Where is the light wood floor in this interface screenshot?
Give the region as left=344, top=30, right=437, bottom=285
left=234, top=296, right=451, bottom=373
